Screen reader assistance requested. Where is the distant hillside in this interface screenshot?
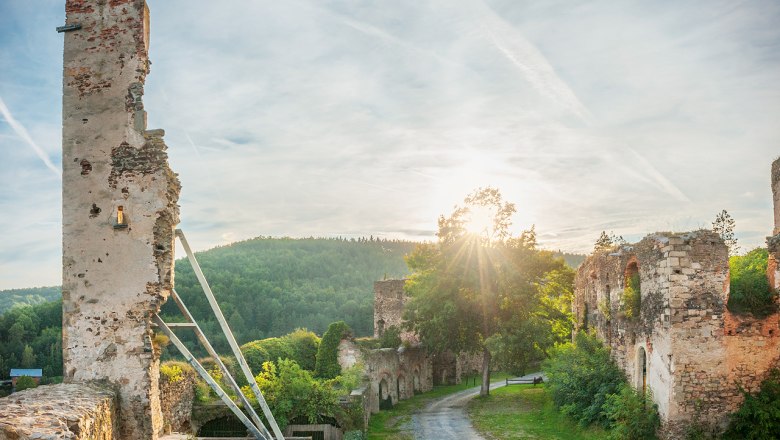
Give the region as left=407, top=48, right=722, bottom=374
left=0, top=286, right=61, bottom=314
left=551, top=251, right=587, bottom=269
left=162, top=237, right=418, bottom=349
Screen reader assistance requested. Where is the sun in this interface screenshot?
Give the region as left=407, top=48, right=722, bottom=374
left=464, top=204, right=496, bottom=236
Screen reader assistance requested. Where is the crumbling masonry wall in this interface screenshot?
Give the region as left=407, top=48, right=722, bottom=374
left=374, top=279, right=418, bottom=344
left=62, top=1, right=180, bottom=438
left=575, top=228, right=780, bottom=438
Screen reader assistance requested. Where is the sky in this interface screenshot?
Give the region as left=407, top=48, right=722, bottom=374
left=1, top=0, right=779, bottom=290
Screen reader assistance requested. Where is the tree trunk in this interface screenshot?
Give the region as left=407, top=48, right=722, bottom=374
left=479, top=346, right=491, bottom=396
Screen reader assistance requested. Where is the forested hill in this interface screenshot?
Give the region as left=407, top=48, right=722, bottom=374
left=161, top=237, right=418, bottom=347
left=0, top=286, right=61, bottom=314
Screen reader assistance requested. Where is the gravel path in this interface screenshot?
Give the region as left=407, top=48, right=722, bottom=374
left=410, top=372, right=542, bottom=440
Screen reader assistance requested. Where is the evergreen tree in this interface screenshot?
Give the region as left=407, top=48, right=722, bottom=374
left=713, top=209, right=740, bottom=255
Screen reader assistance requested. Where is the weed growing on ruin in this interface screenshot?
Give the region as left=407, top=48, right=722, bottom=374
left=160, top=362, right=185, bottom=383
left=727, top=248, right=777, bottom=318
left=723, top=369, right=780, bottom=440
left=621, top=272, right=641, bottom=319
left=315, top=321, right=353, bottom=379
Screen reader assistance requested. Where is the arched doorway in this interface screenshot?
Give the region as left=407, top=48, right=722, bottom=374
left=397, top=374, right=406, bottom=400
left=379, top=377, right=393, bottom=410
left=637, top=346, right=647, bottom=395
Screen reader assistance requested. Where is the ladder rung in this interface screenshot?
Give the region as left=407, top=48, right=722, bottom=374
left=165, top=322, right=197, bottom=328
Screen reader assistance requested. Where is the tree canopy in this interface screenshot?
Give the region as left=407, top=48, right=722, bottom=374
left=403, top=187, right=574, bottom=395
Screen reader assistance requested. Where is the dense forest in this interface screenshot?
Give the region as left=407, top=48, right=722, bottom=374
left=0, top=286, right=61, bottom=314
left=0, top=236, right=585, bottom=380
left=0, top=300, right=62, bottom=382
left=160, top=236, right=417, bottom=351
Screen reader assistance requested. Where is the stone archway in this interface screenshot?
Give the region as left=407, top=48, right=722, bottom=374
left=397, top=374, right=407, bottom=400
left=378, top=376, right=393, bottom=410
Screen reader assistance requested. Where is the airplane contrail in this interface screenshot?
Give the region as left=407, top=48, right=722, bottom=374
left=0, top=96, right=60, bottom=177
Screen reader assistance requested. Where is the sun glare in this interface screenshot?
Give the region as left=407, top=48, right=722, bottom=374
left=464, top=205, right=496, bottom=236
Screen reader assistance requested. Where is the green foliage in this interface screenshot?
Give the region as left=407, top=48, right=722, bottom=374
left=241, top=328, right=321, bottom=374
left=728, top=248, right=777, bottom=317
left=602, top=384, right=660, bottom=440
left=622, top=272, right=641, bottom=319
left=194, top=379, right=213, bottom=403
left=15, top=375, right=37, bottom=391
left=0, top=300, right=62, bottom=380
left=543, top=331, right=625, bottom=427
left=723, top=369, right=780, bottom=440
left=161, top=237, right=415, bottom=355
left=0, top=286, right=61, bottom=314
left=248, top=359, right=340, bottom=430
left=378, top=326, right=402, bottom=349
left=160, top=362, right=188, bottom=383
left=404, top=188, right=573, bottom=396
left=315, top=321, right=352, bottom=379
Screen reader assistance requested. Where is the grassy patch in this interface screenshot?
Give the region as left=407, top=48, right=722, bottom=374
left=468, top=384, right=607, bottom=440
left=367, top=372, right=512, bottom=439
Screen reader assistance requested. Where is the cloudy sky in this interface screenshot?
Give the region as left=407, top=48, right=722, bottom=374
left=1, top=0, right=779, bottom=289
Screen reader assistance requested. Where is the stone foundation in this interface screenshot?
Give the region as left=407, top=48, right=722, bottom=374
left=0, top=383, right=117, bottom=440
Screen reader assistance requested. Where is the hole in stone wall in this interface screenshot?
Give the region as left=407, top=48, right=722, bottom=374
left=89, top=203, right=101, bottom=218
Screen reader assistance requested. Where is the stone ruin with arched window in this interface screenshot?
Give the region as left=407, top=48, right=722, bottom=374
left=573, top=157, right=780, bottom=439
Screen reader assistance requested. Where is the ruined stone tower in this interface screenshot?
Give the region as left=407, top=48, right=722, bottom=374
left=62, top=1, right=179, bottom=438
left=573, top=158, right=780, bottom=438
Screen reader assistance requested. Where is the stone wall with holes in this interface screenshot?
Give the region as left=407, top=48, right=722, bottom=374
left=61, top=0, right=180, bottom=438
left=336, top=339, right=433, bottom=415
left=373, top=279, right=418, bottom=344
left=0, top=383, right=118, bottom=439
left=374, top=279, right=484, bottom=386
left=575, top=227, right=780, bottom=438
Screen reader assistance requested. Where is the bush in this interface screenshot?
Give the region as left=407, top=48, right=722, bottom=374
left=249, top=359, right=340, bottom=430
left=728, top=248, right=777, bottom=317
left=723, top=369, right=780, bottom=439
left=543, top=331, right=625, bottom=427
left=603, top=384, right=660, bottom=440
left=378, top=325, right=402, bottom=348
left=285, top=328, right=320, bottom=371
left=160, top=361, right=192, bottom=383
left=315, top=321, right=352, bottom=379
left=15, top=375, right=37, bottom=392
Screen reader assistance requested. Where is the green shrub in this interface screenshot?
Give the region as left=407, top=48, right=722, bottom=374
left=723, top=369, right=780, bottom=439
left=728, top=248, right=777, bottom=317
left=315, top=321, right=352, bottom=379
left=160, top=363, right=184, bottom=383
left=15, top=375, right=37, bottom=392
left=378, top=325, right=402, bottom=348
left=603, top=384, right=660, bottom=440
left=248, top=359, right=340, bottom=430
left=194, top=379, right=213, bottom=403
left=285, top=328, right=321, bottom=371
left=622, top=272, right=641, bottom=319
left=543, top=331, right=625, bottom=427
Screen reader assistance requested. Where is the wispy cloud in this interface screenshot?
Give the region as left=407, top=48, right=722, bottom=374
left=0, top=96, right=60, bottom=177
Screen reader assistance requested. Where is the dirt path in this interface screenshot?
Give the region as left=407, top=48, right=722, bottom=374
left=410, top=372, right=542, bottom=440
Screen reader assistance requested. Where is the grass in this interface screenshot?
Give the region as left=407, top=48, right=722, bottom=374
left=468, top=384, right=607, bottom=440
left=367, top=371, right=512, bottom=440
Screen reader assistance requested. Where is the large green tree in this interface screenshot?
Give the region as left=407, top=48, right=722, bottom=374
left=403, top=188, right=572, bottom=396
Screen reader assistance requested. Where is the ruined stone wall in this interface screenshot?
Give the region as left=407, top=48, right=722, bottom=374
left=62, top=1, right=180, bottom=438
left=159, top=368, right=196, bottom=435
left=373, top=279, right=418, bottom=344
left=336, top=338, right=435, bottom=414
left=0, top=383, right=117, bottom=440
left=575, top=230, right=780, bottom=437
